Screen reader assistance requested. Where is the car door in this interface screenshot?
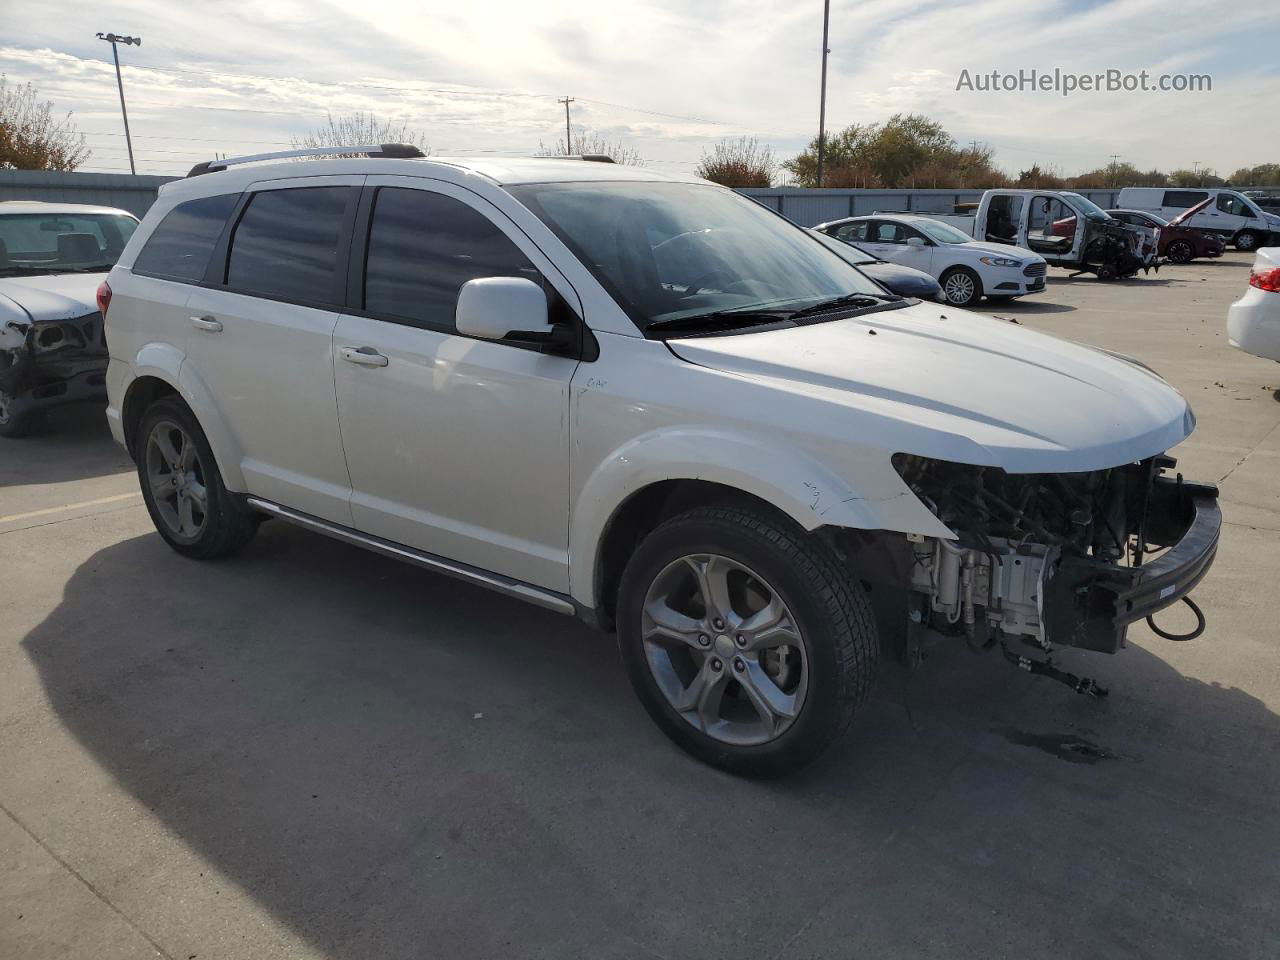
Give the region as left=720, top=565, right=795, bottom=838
left=331, top=177, right=581, bottom=592
left=183, top=176, right=361, bottom=526
left=894, top=223, right=936, bottom=274
left=862, top=221, right=908, bottom=266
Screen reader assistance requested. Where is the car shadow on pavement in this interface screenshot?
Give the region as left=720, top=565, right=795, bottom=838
left=0, top=403, right=132, bottom=490
left=18, top=524, right=1280, bottom=959
left=979, top=300, right=1077, bottom=315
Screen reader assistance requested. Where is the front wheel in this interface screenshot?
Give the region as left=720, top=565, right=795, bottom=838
left=1165, top=239, right=1195, bottom=264
left=0, top=390, right=41, bottom=438
left=617, top=504, right=878, bottom=777
left=136, top=397, right=258, bottom=559
left=940, top=267, right=983, bottom=307
left=1235, top=231, right=1261, bottom=252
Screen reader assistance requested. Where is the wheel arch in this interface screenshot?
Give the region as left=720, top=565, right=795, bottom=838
left=568, top=428, right=942, bottom=625
left=121, top=345, right=245, bottom=490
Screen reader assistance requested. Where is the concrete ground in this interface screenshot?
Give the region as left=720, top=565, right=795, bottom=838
left=2, top=252, right=1277, bottom=960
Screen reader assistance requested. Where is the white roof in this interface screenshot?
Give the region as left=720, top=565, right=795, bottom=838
left=0, top=200, right=138, bottom=218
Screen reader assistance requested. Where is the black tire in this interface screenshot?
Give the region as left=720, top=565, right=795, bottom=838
left=617, top=504, right=878, bottom=777
left=0, top=391, right=42, bottom=438
left=135, top=396, right=257, bottom=559
left=1165, top=239, right=1195, bottom=264
left=1096, top=263, right=1118, bottom=281
left=1234, top=231, right=1261, bottom=252
left=940, top=266, right=983, bottom=307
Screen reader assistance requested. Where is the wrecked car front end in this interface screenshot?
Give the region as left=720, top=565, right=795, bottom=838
left=0, top=291, right=109, bottom=432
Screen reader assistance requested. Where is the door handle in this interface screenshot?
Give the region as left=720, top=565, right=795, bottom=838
left=190, top=315, right=222, bottom=333
left=339, top=346, right=389, bottom=367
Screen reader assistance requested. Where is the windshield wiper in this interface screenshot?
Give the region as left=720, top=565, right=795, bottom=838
left=787, top=292, right=906, bottom=320
left=646, top=309, right=795, bottom=337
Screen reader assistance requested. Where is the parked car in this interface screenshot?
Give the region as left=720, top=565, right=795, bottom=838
left=0, top=201, right=139, bottom=437
left=1116, top=187, right=1280, bottom=252
left=933, top=190, right=1159, bottom=281
left=809, top=229, right=943, bottom=301
left=103, top=146, right=1220, bottom=776
left=813, top=214, right=1046, bottom=307
left=1107, top=203, right=1227, bottom=264
left=1227, top=247, right=1280, bottom=362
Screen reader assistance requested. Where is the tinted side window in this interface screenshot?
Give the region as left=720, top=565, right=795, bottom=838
left=133, top=194, right=238, bottom=282
left=364, top=188, right=539, bottom=330
left=1163, top=190, right=1208, bottom=209
left=226, top=187, right=351, bottom=303
left=834, top=221, right=869, bottom=242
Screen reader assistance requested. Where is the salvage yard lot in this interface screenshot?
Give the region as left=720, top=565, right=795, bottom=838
left=2, top=253, right=1278, bottom=960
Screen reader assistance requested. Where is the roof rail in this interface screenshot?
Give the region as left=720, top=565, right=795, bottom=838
left=186, top=143, right=426, bottom=178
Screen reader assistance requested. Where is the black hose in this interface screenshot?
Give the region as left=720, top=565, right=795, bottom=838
left=1146, top=596, right=1205, bottom=642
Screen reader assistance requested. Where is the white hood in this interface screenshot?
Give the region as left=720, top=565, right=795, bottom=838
left=953, top=239, right=1043, bottom=262
left=669, top=303, right=1193, bottom=474
left=0, top=272, right=104, bottom=323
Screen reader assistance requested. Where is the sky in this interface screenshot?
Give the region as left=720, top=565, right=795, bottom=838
left=2, top=0, right=1277, bottom=180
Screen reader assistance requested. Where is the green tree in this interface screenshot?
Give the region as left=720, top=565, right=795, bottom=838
left=0, top=75, right=89, bottom=171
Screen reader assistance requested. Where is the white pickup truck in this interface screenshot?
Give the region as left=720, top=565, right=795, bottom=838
left=933, top=189, right=1160, bottom=281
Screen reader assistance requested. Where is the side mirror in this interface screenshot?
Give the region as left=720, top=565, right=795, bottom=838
left=906, top=236, right=926, bottom=246
left=456, top=277, right=572, bottom=350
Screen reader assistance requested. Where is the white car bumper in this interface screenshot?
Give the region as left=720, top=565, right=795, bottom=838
left=1227, top=287, right=1280, bottom=363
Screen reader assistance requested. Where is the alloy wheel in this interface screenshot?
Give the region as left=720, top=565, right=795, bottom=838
left=144, top=419, right=208, bottom=541
left=640, top=553, right=808, bottom=746
left=943, top=272, right=976, bottom=305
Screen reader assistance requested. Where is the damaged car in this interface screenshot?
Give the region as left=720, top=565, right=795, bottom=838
left=0, top=201, right=139, bottom=437
left=104, top=149, right=1219, bottom=776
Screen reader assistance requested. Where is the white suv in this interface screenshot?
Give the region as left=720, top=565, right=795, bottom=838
left=103, top=145, right=1221, bottom=776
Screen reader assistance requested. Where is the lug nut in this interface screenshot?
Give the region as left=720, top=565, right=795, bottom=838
left=710, top=658, right=723, bottom=672
left=735, top=634, right=746, bottom=648
left=713, top=618, right=725, bottom=630
left=733, top=658, right=745, bottom=673
left=697, top=634, right=710, bottom=647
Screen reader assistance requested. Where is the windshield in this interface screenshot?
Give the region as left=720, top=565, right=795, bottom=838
left=915, top=219, right=973, bottom=244
left=1061, top=193, right=1111, bottom=222
left=0, top=212, right=138, bottom=276
left=510, top=181, right=883, bottom=329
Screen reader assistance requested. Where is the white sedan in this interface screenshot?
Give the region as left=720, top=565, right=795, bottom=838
left=1227, top=247, right=1280, bottom=362
left=814, top=214, right=1047, bottom=307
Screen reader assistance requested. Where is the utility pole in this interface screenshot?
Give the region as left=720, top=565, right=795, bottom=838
left=95, top=32, right=141, bottom=175
left=1109, top=154, right=1121, bottom=187
left=1191, top=161, right=1201, bottom=186
left=557, top=97, right=574, bottom=155
left=816, top=0, right=830, bottom=187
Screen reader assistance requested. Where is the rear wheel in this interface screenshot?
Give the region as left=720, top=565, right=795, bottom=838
left=1165, top=239, right=1195, bottom=264
left=940, top=267, right=982, bottom=307
left=617, top=504, right=878, bottom=777
left=1235, top=231, right=1261, bottom=252
left=136, top=397, right=257, bottom=559
left=0, top=390, right=41, bottom=438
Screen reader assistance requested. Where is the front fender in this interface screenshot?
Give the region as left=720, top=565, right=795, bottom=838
left=120, top=343, right=247, bottom=492
left=568, top=426, right=952, bottom=608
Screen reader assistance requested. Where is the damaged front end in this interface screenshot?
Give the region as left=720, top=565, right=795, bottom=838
left=857, top=453, right=1220, bottom=693
left=0, top=311, right=109, bottom=420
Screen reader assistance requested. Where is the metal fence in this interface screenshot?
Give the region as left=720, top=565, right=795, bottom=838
left=737, top=187, right=1125, bottom=227
left=0, top=170, right=178, bottom=218
left=2, top=170, right=1276, bottom=229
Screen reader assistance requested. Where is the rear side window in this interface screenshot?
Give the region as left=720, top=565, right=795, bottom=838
left=132, top=194, right=236, bottom=282
left=363, top=187, right=539, bottom=331
left=227, top=187, right=352, bottom=304
left=1163, top=190, right=1208, bottom=209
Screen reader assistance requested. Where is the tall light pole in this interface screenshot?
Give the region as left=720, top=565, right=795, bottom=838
left=557, top=97, right=574, bottom=154
left=815, top=0, right=831, bottom=187
left=95, top=32, right=141, bottom=174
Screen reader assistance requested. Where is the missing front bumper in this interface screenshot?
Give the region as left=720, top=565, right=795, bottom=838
left=1042, top=478, right=1220, bottom=653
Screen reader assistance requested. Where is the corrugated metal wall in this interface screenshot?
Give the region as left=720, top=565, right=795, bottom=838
left=0, top=170, right=178, bottom=217
left=738, top=188, right=1123, bottom=226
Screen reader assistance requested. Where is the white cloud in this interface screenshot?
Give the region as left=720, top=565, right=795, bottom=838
left=2, top=0, right=1277, bottom=177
